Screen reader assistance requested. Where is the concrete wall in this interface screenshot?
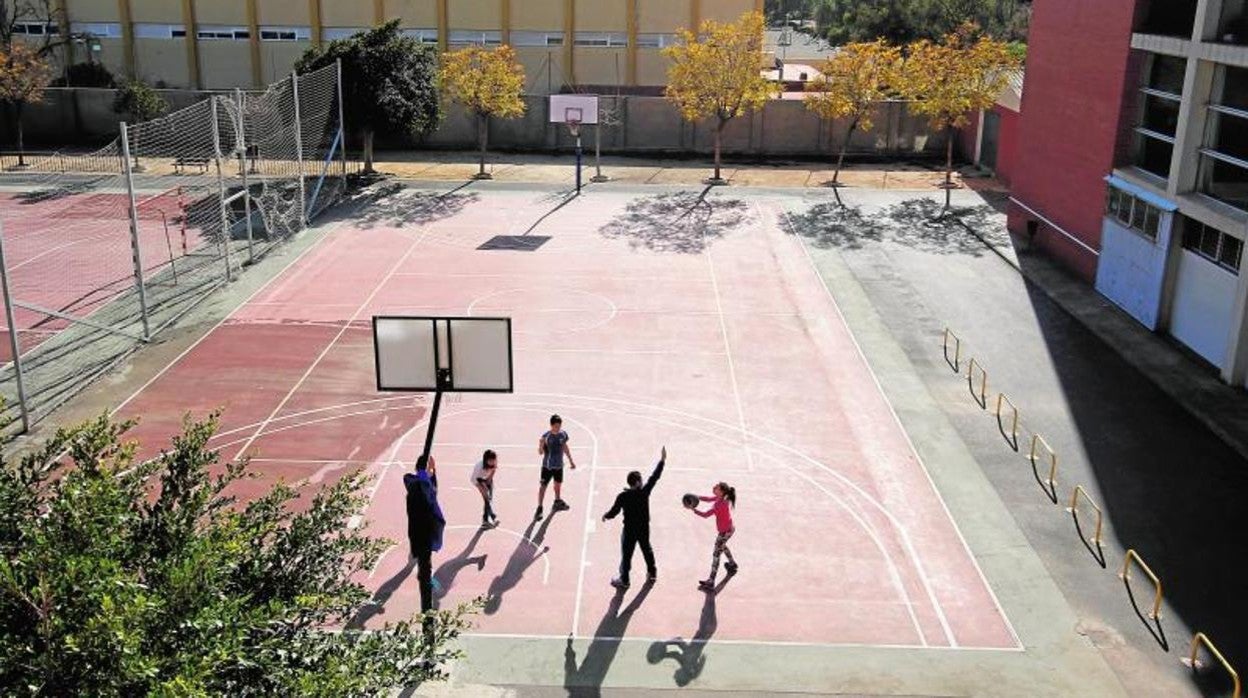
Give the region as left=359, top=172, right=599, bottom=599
left=7, top=89, right=946, bottom=159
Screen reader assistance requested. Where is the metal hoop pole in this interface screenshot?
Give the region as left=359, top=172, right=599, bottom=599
left=119, top=122, right=152, bottom=340
left=209, top=97, right=232, bottom=282
left=291, top=71, right=308, bottom=229
left=235, top=88, right=255, bottom=263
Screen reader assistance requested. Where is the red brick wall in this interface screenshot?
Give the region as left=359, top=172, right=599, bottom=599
left=994, top=106, right=1020, bottom=187
left=1008, top=0, right=1142, bottom=281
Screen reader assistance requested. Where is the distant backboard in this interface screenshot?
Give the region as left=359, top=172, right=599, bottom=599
left=373, top=316, right=513, bottom=393
left=549, top=94, right=599, bottom=125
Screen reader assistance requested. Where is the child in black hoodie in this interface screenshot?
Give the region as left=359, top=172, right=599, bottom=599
left=602, top=446, right=665, bottom=589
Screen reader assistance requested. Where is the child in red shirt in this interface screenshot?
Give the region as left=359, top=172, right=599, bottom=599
left=688, top=481, right=737, bottom=591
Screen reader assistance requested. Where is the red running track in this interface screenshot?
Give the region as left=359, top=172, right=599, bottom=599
left=116, top=187, right=1019, bottom=649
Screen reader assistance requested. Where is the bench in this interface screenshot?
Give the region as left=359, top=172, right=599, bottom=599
left=173, top=156, right=210, bottom=175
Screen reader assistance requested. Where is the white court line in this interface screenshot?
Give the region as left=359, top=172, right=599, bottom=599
left=703, top=200, right=756, bottom=473
left=781, top=203, right=1021, bottom=649
left=231, top=224, right=436, bottom=462
left=109, top=215, right=355, bottom=417
left=460, top=631, right=1023, bottom=653
left=280, top=398, right=929, bottom=645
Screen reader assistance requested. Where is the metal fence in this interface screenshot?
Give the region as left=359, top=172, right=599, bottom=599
left=0, top=61, right=348, bottom=435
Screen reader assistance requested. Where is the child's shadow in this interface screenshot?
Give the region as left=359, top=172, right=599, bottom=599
left=646, top=578, right=727, bottom=686
left=432, top=526, right=489, bottom=605
left=483, top=511, right=557, bottom=614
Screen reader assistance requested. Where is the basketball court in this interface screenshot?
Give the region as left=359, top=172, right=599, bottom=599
left=111, top=177, right=1021, bottom=658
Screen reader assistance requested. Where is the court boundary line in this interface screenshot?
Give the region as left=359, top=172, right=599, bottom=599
left=108, top=217, right=355, bottom=417
left=703, top=199, right=755, bottom=473
left=782, top=204, right=1023, bottom=650
left=262, top=399, right=936, bottom=646
left=461, top=631, right=1025, bottom=653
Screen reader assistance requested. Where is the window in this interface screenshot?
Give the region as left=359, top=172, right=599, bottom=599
left=574, top=32, right=627, bottom=47
left=133, top=23, right=185, bottom=40
left=323, top=27, right=364, bottom=41
left=1181, top=216, right=1243, bottom=272
left=1104, top=187, right=1163, bottom=240
left=636, top=33, right=677, bottom=48
left=1218, top=0, right=1247, bottom=45
left=1134, top=54, right=1184, bottom=179
left=401, top=28, right=439, bottom=44
left=1199, top=65, right=1248, bottom=211
left=1136, top=0, right=1197, bottom=38
left=197, top=26, right=250, bottom=40
left=448, top=30, right=502, bottom=45
left=260, top=26, right=311, bottom=42
left=12, top=22, right=58, bottom=36
left=70, top=22, right=122, bottom=38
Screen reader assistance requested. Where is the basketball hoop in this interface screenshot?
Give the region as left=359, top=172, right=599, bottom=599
left=566, top=118, right=582, bottom=138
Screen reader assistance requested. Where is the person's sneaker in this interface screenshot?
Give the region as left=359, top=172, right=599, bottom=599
left=553, top=499, right=570, bottom=511
left=534, top=506, right=544, bottom=521
left=697, top=579, right=715, bottom=592
left=724, top=562, right=738, bottom=575
left=610, top=577, right=630, bottom=590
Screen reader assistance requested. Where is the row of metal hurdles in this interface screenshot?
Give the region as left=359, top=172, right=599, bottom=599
left=942, top=327, right=1240, bottom=698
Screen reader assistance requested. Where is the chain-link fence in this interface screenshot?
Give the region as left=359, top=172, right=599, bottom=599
left=0, top=62, right=348, bottom=435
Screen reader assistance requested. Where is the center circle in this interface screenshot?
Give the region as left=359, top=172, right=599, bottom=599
left=467, top=287, right=617, bottom=335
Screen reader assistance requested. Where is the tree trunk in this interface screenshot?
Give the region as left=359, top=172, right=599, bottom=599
left=477, top=112, right=489, bottom=179
left=833, top=116, right=858, bottom=187
left=363, top=130, right=375, bottom=173
left=943, top=125, right=954, bottom=215
left=15, top=103, right=26, bottom=168
left=712, top=119, right=726, bottom=184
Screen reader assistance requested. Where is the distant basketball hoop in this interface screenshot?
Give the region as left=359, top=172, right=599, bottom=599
left=550, top=95, right=599, bottom=193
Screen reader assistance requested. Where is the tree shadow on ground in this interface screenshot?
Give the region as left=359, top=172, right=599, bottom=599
left=781, top=202, right=883, bottom=251
left=483, top=512, right=556, bottom=615
left=351, top=181, right=479, bottom=230
left=598, top=186, right=752, bottom=254
left=878, top=198, right=1006, bottom=256
left=645, top=577, right=729, bottom=687
left=562, top=580, right=655, bottom=697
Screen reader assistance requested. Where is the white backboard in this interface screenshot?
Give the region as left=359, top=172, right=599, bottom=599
left=373, top=316, right=513, bottom=393
left=549, top=94, right=599, bottom=125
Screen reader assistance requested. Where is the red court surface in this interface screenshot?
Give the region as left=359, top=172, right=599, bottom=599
left=0, top=190, right=202, bottom=359
left=116, top=186, right=1019, bottom=650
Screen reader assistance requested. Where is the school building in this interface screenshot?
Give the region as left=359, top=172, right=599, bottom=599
left=1008, top=0, right=1248, bottom=385
left=24, top=0, right=760, bottom=92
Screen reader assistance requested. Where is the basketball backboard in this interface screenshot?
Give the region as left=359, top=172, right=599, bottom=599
left=549, top=94, right=599, bottom=125
left=373, top=316, right=513, bottom=393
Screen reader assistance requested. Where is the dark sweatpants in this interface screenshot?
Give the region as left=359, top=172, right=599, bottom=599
left=414, top=548, right=433, bottom=644
left=619, top=529, right=656, bottom=584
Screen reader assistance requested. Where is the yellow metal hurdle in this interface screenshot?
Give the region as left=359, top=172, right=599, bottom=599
left=1185, top=632, right=1240, bottom=698
left=1028, top=434, right=1058, bottom=490
left=943, top=327, right=962, bottom=372
left=995, top=392, right=1020, bottom=447
left=967, top=358, right=988, bottom=408
left=1119, top=549, right=1163, bottom=620
left=1067, top=485, right=1103, bottom=547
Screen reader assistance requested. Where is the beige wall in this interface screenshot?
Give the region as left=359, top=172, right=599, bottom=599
left=383, top=0, right=438, bottom=27
left=134, top=38, right=189, bottom=87
left=575, top=0, right=625, bottom=31
left=636, top=49, right=668, bottom=87
left=130, top=0, right=182, bottom=23
left=257, top=0, right=310, bottom=25
left=638, top=0, right=690, bottom=33
left=64, top=0, right=120, bottom=21
left=510, top=0, right=561, bottom=31
left=321, top=0, right=374, bottom=27
left=574, top=49, right=626, bottom=85
left=199, top=42, right=251, bottom=89
left=194, top=0, right=246, bottom=26
left=259, top=41, right=311, bottom=84
left=516, top=47, right=561, bottom=91
left=448, top=0, right=500, bottom=30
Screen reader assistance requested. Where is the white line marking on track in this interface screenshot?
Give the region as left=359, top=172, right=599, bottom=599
left=703, top=200, right=755, bottom=473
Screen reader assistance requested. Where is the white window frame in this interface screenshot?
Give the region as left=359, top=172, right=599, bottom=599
left=12, top=21, right=59, bottom=36
left=133, top=23, right=185, bottom=40
left=259, top=26, right=311, bottom=42
left=636, top=33, right=676, bottom=48
left=70, top=22, right=122, bottom=39
left=197, top=25, right=250, bottom=41
left=447, top=29, right=502, bottom=46
left=574, top=31, right=627, bottom=47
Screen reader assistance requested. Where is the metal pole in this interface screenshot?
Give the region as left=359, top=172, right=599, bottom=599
left=291, top=71, right=308, bottom=229
left=209, top=97, right=232, bottom=282
left=236, top=88, right=255, bottom=264
left=592, top=122, right=608, bottom=182
left=336, top=58, right=347, bottom=181
left=575, top=132, right=582, bottom=194
left=0, top=223, right=31, bottom=434
left=119, top=122, right=152, bottom=341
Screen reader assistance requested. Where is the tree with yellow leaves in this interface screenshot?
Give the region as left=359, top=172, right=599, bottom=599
left=0, top=42, right=50, bottom=167
left=664, top=11, right=773, bottom=185
left=898, top=23, right=1020, bottom=213
left=439, top=45, right=526, bottom=180
left=805, top=40, right=901, bottom=200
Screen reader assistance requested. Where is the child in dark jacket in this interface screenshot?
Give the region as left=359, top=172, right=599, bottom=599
left=602, top=447, right=665, bottom=589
